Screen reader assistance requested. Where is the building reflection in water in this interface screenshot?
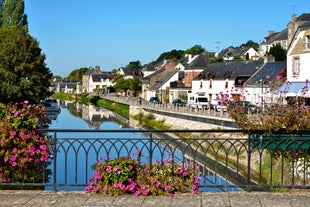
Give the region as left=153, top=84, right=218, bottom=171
left=58, top=100, right=129, bottom=129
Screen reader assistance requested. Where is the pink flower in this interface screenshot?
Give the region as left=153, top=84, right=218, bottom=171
left=143, top=189, right=150, bottom=195
left=113, top=167, right=119, bottom=172
left=12, top=148, right=17, bottom=153
left=135, top=190, right=141, bottom=196
left=151, top=178, right=157, bottom=183
left=12, top=162, right=17, bottom=167
left=168, top=193, right=174, bottom=198
left=165, top=185, right=171, bottom=191
left=11, top=131, right=16, bottom=136
left=103, top=187, right=108, bottom=193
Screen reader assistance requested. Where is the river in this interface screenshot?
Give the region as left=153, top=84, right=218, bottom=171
left=46, top=101, right=239, bottom=192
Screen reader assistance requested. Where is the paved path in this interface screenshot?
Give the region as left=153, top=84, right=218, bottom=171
left=0, top=191, right=309, bottom=207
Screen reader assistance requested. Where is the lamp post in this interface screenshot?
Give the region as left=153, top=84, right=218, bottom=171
left=261, top=67, right=264, bottom=106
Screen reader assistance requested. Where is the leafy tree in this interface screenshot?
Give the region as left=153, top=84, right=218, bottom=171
left=52, top=75, right=62, bottom=82
left=126, top=61, right=142, bottom=69
left=0, top=26, right=53, bottom=104
left=267, top=43, right=287, bottom=61
left=185, top=45, right=206, bottom=55
left=67, top=67, right=88, bottom=81
left=0, top=0, right=27, bottom=29
left=154, top=49, right=184, bottom=64
left=112, top=75, right=141, bottom=97
left=239, top=40, right=259, bottom=50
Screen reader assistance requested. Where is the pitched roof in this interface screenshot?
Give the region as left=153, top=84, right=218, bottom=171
left=120, top=67, right=142, bottom=76
left=149, top=70, right=179, bottom=91
left=297, top=13, right=310, bottom=21
left=261, top=29, right=287, bottom=45
left=196, top=60, right=264, bottom=81
left=91, top=72, right=115, bottom=82
left=144, top=63, right=156, bottom=71
left=230, top=47, right=251, bottom=56
left=185, top=52, right=216, bottom=69
left=245, top=61, right=287, bottom=86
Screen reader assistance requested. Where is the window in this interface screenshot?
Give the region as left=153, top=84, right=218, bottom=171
left=305, top=35, right=310, bottom=50
left=292, top=56, right=300, bottom=76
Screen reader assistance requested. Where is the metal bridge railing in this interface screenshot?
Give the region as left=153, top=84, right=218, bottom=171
left=1, top=129, right=310, bottom=192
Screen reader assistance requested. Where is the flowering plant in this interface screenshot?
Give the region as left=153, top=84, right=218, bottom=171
left=85, top=151, right=200, bottom=197
left=0, top=101, right=52, bottom=185
left=225, top=79, right=310, bottom=132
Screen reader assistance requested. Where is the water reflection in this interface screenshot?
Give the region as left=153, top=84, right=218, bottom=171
left=52, top=100, right=129, bottom=130
left=47, top=101, right=239, bottom=192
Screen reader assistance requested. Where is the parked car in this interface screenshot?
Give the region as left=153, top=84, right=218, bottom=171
left=228, top=100, right=260, bottom=113
left=149, top=97, right=160, bottom=104
left=210, top=99, right=227, bottom=112
left=172, top=99, right=185, bottom=106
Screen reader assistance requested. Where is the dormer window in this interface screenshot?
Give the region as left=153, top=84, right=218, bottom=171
left=305, top=35, right=310, bottom=50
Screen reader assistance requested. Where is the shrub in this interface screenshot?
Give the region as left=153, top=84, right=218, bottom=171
left=0, top=101, right=52, bottom=186
left=85, top=151, right=200, bottom=197
left=224, top=79, right=310, bottom=132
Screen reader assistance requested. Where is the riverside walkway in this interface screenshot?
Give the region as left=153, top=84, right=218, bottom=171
left=1, top=191, right=309, bottom=207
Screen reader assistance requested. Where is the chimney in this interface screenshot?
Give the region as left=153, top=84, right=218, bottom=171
left=268, top=30, right=275, bottom=36
left=292, top=14, right=297, bottom=23
left=264, top=56, right=275, bottom=63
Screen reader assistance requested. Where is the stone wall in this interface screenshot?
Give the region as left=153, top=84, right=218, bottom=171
left=129, top=106, right=237, bottom=130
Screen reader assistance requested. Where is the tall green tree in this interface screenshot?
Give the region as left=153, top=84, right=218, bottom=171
left=0, top=0, right=27, bottom=28
left=267, top=43, right=287, bottom=61
left=0, top=26, right=53, bottom=104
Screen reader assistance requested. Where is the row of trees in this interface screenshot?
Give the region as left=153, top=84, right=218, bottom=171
left=0, top=0, right=52, bottom=104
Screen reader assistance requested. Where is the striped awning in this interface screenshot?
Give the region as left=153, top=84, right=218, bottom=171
left=278, top=82, right=309, bottom=97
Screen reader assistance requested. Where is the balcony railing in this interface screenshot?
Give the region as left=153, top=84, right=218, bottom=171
left=1, top=129, right=310, bottom=192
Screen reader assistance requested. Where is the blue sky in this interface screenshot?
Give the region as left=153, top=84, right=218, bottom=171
left=25, top=0, right=310, bottom=77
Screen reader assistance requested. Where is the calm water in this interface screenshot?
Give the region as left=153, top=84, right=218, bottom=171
left=46, top=101, right=238, bottom=192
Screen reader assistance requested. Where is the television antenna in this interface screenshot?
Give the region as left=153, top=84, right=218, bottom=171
left=214, top=41, right=221, bottom=52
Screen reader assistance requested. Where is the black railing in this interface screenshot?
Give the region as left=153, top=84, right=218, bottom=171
left=1, top=129, right=310, bottom=192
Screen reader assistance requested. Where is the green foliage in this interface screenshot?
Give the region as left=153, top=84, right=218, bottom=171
left=133, top=112, right=170, bottom=130
left=209, top=56, right=224, bottom=64
left=52, top=75, right=62, bottom=82
left=267, top=43, right=287, bottom=61
left=95, top=98, right=129, bottom=119
left=185, top=44, right=206, bottom=55
left=239, top=40, right=259, bottom=50
left=233, top=55, right=242, bottom=60
left=0, top=101, right=52, bottom=187
left=0, top=26, right=53, bottom=104
left=85, top=152, right=200, bottom=196
left=113, top=76, right=142, bottom=97
left=67, top=67, right=88, bottom=81
left=154, top=49, right=185, bottom=64
left=126, top=61, right=142, bottom=69
left=0, top=0, right=28, bottom=29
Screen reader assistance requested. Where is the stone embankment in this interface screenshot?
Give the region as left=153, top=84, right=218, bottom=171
left=129, top=105, right=238, bottom=130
